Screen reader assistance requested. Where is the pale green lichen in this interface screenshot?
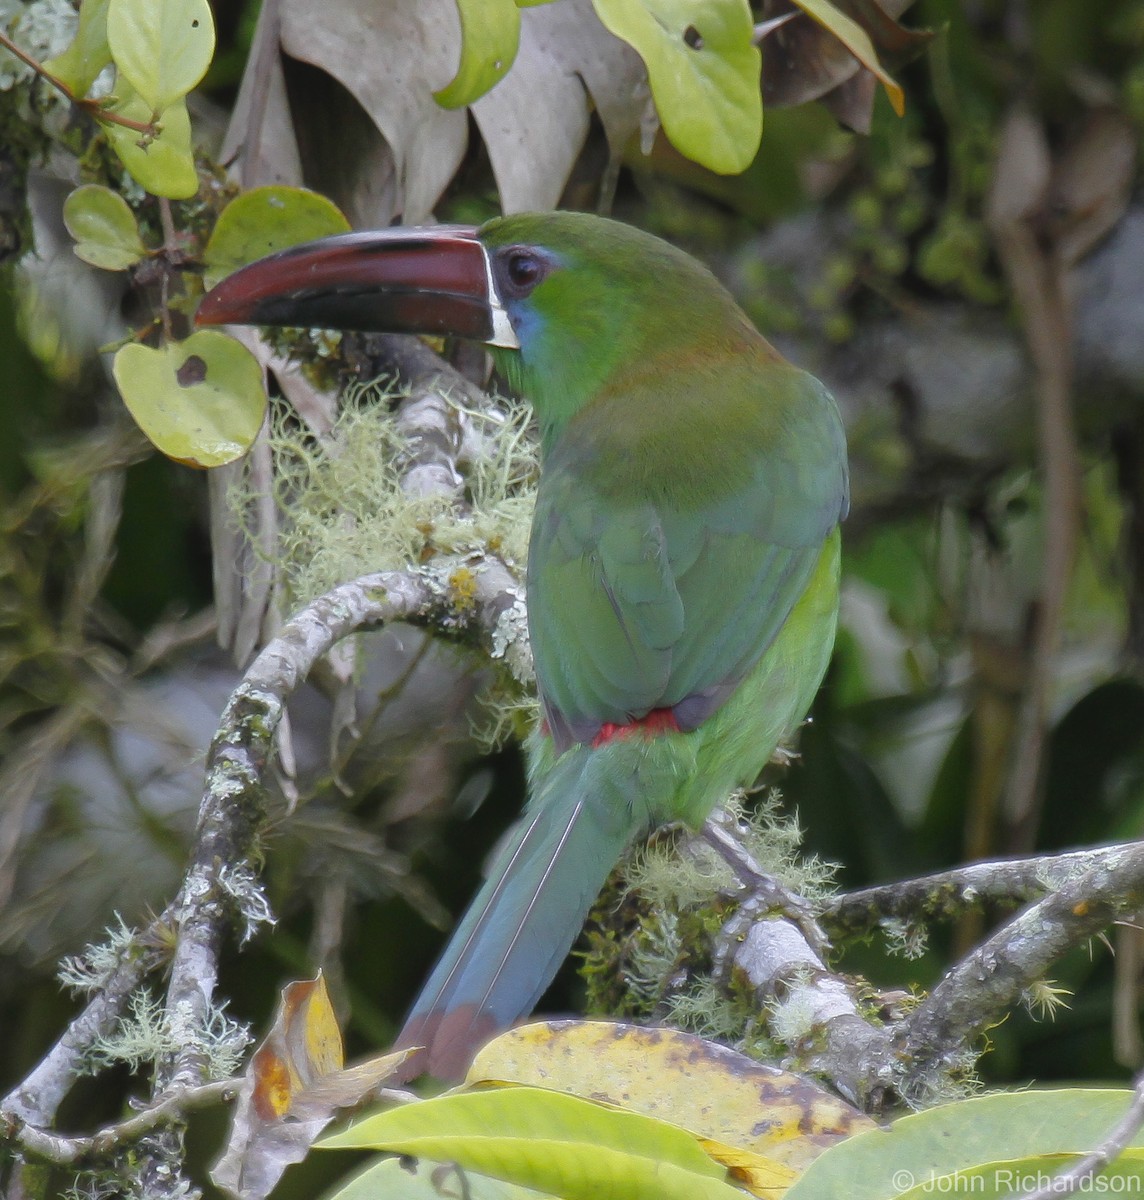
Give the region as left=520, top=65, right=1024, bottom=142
left=661, top=977, right=746, bottom=1041
left=626, top=791, right=838, bottom=913
left=89, top=987, right=249, bottom=1080
left=0, top=0, right=77, bottom=91
left=882, top=915, right=930, bottom=960
left=584, top=792, right=842, bottom=1060
left=217, top=861, right=276, bottom=945
left=1022, top=977, right=1072, bottom=1021
left=230, top=381, right=540, bottom=748
left=233, top=383, right=539, bottom=611
left=624, top=910, right=683, bottom=1006
left=765, top=971, right=821, bottom=1045
left=57, top=914, right=141, bottom=994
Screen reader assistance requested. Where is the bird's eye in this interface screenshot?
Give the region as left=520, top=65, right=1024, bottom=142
left=499, top=248, right=547, bottom=297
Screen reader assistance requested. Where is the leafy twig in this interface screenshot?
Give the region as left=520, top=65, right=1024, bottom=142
left=0, top=28, right=157, bottom=134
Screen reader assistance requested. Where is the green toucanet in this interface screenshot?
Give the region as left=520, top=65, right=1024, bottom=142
left=198, top=212, right=849, bottom=1079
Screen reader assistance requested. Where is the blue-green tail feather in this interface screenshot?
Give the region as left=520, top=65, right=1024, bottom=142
left=394, top=743, right=647, bottom=1079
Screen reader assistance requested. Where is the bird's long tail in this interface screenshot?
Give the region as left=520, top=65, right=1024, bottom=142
left=394, top=740, right=649, bottom=1080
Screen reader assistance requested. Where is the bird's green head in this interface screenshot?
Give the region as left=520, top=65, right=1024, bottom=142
left=478, top=212, right=756, bottom=439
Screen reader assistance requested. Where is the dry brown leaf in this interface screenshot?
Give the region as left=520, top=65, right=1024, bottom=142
left=986, top=107, right=1051, bottom=230
left=473, top=0, right=647, bottom=213
left=762, top=0, right=929, bottom=134
left=212, top=973, right=409, bottom=1200
left=279, top=0, right=468, bottom=224
left=221, top=0, right=303, bottom=189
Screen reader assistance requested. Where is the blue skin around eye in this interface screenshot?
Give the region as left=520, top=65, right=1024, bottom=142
left=502, top=248, right=562, bottom=350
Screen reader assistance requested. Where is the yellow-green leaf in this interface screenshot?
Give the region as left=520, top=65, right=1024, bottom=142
left=592, top=0, right=761, bottom=174
left=784, top=1089, right=1144, bottom=1200
left=319, top=1085, right=746, bottom=1200
left=112, top=331, right=266, bottom=467
left=790, top=0, right=904, bottom=116
left=62, top=184, right=146, bottom=270
left=435, top=0, right=521, bottom=108
left=326, top=1154, right=555, bottom=1199
left=101, top=87, right=197, bottom=199
left=202, top=186, right=351, bottom=289
left=893, top=1151, right=1144, bottom=1200
left=107, top=0, right=215, bottom=114
left=43, top=0, right=111, bottom=96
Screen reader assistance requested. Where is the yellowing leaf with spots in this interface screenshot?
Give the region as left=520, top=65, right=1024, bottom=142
left=467, top=1020, right=876, bottom=1172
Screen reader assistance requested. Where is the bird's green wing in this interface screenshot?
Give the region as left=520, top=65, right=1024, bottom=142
left=528, top=368, right=848, bottom=750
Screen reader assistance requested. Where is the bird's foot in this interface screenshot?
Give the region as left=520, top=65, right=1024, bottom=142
left=699, top=807, right=830, bottom=958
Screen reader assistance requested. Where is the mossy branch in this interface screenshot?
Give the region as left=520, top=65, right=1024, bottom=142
left=891, top=841, right=1144, bottom=1094
left=822, top=842, right=1144, bottom=940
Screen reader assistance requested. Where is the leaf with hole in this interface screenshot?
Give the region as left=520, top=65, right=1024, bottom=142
left=63, top=184, right=146, bottom=270
left=112, top=331, right=266, bottom=467
left=592, top=0, right=762, bottom=175
left=107, top=0, right=215, bottom=113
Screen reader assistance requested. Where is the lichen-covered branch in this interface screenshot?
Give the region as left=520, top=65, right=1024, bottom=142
left=890, top=841, right=1144, bottom=1097
left=689, top=819, right=1144, bottom=1107
left=699, top=810, right=897, bottom=1109
left=137, top=558, right=524, bottom=1193
left=1, top=557, right=526, bottom=1196
left=6, top=1080, right=232, bottom=1167
left=1, top=911, right=172, bottom=1128
left=822, top=842, right=1141, bottom=940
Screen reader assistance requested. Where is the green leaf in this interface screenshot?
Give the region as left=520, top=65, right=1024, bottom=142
left=592, top=0, right=761, bottom=175
left=107, top=0, right=215, bottom=114
left=326, top=1154, right=550, bottom=1200
left=785, top=1089, right=1144, bottom=1200
left=893, top=1151, right=1144, bottom=1200
left=101, top=86, right=198, bottom=199
left=112, top=331, right=266, bottom=467
left=435, top=0, right=521, bottom=108
left=319, top=1085, right=746, bottom=1200
left=62, top=184, right=146, bottom=270
left=202, top=186, right=352, bottom=289
left=789, top=0, right=904, bottom=116
left=43, top=0, right=111, bottom=97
